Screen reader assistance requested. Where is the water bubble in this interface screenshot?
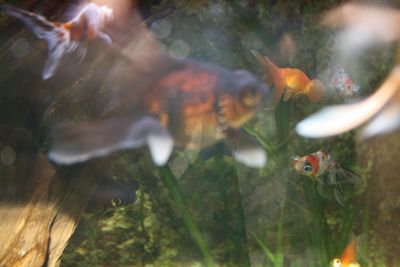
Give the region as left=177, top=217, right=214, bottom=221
left=10, top=38, right=30, bottom=58
left=150, top=19, right=172, bottom=39
left=168, top=40, right=191, bottom=59
left=1, top=146, right=16, bottom=166
left=240, top=31, right=263, bottom=51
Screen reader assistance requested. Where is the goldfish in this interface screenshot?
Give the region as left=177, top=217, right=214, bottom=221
left=292, top=149, right=360, bottom=205
left=250, top=50, right=326, bottom=107
left=328, top=65, right=360, bottom=97
left=1, top=3, right=114, bottom=79
left=48, top=59, right=271, bottom=168
left=331, top=239, right=360, bottom=267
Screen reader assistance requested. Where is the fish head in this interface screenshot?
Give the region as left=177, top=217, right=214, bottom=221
left=331, top=258, right=342, bottom=267
left=292, top=154, right=320, bottom=177
left=218, top=69, right=270, bottom=128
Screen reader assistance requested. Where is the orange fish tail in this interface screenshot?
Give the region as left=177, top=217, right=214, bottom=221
left=341, top=239, right=357, bottom=265
left=250, top=50, right=284, bottom=107
left=307, top=79, right=326, bottom=102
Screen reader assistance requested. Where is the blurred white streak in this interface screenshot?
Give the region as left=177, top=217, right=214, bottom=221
left=321, top=3, right=400, bottom=54
left=296, top=67, right=400, bottom=138
left=362, top=89, right=400, bottom=138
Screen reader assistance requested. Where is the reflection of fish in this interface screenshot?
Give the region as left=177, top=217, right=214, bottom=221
left=328, top=65, right=360, bottom=97
left=296, top=3, right=400, bottom=139
left=292, top=150, right=360, bottom=205
left=250, top=50, right=325, bottom=107
left=49, top=60, right=270, bottom=168
left=331, top=239, right=360, bottom=267
left=321, top=3, right=400, bottom=54
left=1, top=3, right=114, bottom=79
left=86, top=178, right=139, bottom=212
left=296, top=66, right=400, bottom=139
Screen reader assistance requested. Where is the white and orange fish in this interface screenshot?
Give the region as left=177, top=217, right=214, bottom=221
left=331, top=239, right=360, bottom=267
left=328, top=65, right=360, bottom=97
left=292, top=150, right=359, bottom=205
left=1, top=3, right=114, bottom=79
left=250, top=50, right=326, bottom=107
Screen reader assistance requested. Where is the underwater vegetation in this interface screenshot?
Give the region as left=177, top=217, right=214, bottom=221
left=0, top=0, right=400, bottom=267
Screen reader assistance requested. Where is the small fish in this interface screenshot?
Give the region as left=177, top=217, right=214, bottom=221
left=1, top=3, right=114, bottom=79
left=48, top=59, right=270, bottom=168
left=250, top=50, right=326, bottom=107
left=86, top=178, right=139, bottom=212
left=328, top=65, right=360, bottom=97
left=292, top=150, right=359, bottom=205
left=331, top=239, right=360, bottom=267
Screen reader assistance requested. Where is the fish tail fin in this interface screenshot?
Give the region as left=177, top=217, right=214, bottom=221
left=307, top=79, right=326, bottom=102
left=1, top=4, right=71, bottom=79
left=250, top=50, right=284, bottom=107
left=48, top=116, right=173, bottom=166
left=328, top=163, right=363, bottom=205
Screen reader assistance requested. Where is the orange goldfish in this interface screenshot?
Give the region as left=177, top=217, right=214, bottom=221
left=1, top=3, right=114, bottom=79
left=292, top=150, right=360, bottom=205
left=250, top=50, right=325, bottom=107
left=331, top=239, right=360, bottom=267
left=48, top=60, right=270, bottom=168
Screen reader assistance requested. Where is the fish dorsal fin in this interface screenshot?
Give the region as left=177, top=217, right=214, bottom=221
left=227, top=130, right=266, bottom=168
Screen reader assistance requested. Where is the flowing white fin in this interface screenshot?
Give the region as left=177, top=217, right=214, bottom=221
left=228, top=130, right=266, bottom=168
left=49, top=116, right=173, bottom=165
left=296, top=67, right=400, bottom=138
left=361, top=91, right=400, bottom=138
left=1, top=4, right=71, bottom=79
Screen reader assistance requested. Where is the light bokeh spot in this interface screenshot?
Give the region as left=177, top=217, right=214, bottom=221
left=168, top=40, right=191, bottom=59
left=1, top=146, right=16, bottom=166
left=151, top=19, right=172, bottom=39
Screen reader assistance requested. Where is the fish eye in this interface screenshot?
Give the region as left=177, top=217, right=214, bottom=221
left=111, top=198, right=122, bottom=207
left=302, top=162, right=312, bottom=173
left=240, top=87, right=261, bottom=107
left=332, top=258, right=341, bottom=267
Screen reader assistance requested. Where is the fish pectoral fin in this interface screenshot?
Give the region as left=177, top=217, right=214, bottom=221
left=227, top=130, right=266, bottom=168
left=98, top=31, right=112, bottom=44
left=146, top=125, right=173, bottom=166
left=48, top=115, right=173, bottom=165
left=283, top=88, right=292, bottom=102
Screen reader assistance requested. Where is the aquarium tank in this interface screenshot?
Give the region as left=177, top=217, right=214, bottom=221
left=0, top=0, right=399, bottom=267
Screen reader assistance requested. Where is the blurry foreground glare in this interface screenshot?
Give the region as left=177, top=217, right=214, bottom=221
left=1, top=146, right=16, bottom=166
left=241, top=31, right=263, bottom=51
left=168, top=40, right=190, bottom=59
left=150, top=19, right=172, bottom=39
left=10, top=38, right=30, bottom=58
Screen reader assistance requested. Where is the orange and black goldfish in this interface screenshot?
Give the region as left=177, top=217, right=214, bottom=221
left=331, top=239, right=360, bottom=267
left=48, top=59, right=270, bottom=168
left=1, top=3, right=114, bottom=79
left=250, top=50, right=326, bottom=107
left=292, top=150, right=359, bottom=205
